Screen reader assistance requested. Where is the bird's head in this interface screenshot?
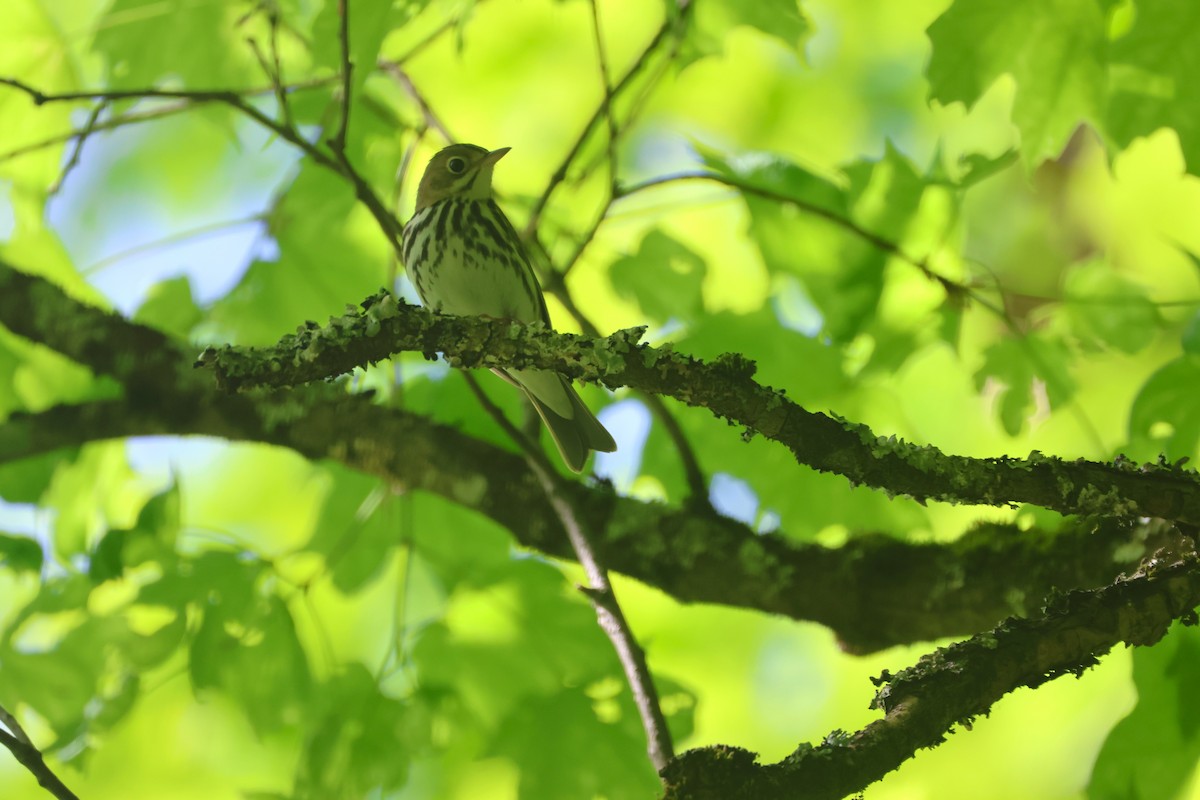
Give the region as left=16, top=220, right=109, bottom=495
left=414, top=143, right=510, bottom=211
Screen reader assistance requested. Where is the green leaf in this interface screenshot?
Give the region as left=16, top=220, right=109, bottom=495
left=680, top=0, right=810, bottom=68
left=975, top=334, right=1076, bottom=436
left=89, top=528, right=129, bottom=583
left=42, top=442, right=146, bottom=559
left=1062, top=260, right=1160, bottom=354
left=0, top=449, right=72, bottom=504
left=703, top=144, right=929, bottom=341
left=0, top=606, right=131, bottom=747
left=304, top=466, right=387, bottom=586
left=610, top=229, right=707, bottom=323
left=927, top=0, right=1107, bottom=164
left=492, top=686, right=660, bottom=800
left=190, top=589, right=313, bottom=735
left=133, top=276, right=203, bottom=338
left=0, top=532, right=43, bottom=574
left=92, top=0, right=256, bottom=89
left=1, top=648, right=99, bottom=745
left=121, top=612, right=185, bottom=671
left=1128, top=356, right=1200, bottom=460
left=951, top=149, right=1021, bottom=188
left=0, top=1, right=81, bottom=188
left=313, top=1, right=404, bottom=100
left=0, top=325, right=115, bottom=417
left=295, top=666, right=411, bottom=800
left=1107, top=0, right=1200, bottom=176
left=1088, top=623, right=1200, bottom=799
left=89, top=672, right=140, bottom=732
left=1182, top=309, right=1200, bottom=355
left=201, top=163, right=387, bottom=344
left=700, top=146, right=849, bottom=217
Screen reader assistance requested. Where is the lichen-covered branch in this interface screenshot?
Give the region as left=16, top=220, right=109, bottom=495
left=661, top=551, right=1200, bottom=799
left=198, top=288, right=1200, bottom=525
left=0, top=260, right=1177, bottom=652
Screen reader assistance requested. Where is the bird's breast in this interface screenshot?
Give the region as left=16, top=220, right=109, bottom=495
left=403, top=199, right=542, bottom=322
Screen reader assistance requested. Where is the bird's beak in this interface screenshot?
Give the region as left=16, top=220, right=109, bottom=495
left=483, top=147, right=511, bottom=166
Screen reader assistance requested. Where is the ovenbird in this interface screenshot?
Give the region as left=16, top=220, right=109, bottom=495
left=402, top=144, right=617, bottom=472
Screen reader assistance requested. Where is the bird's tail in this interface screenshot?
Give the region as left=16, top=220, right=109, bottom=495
left=505, top=368, right=616, bottom=472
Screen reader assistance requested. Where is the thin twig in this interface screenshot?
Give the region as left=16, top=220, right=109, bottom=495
left=522, top=0, right=693, bottom=239
left=589, top=0, right=619, bottom=194
left=643, top=393, right=710, bottom=508
left=0, top=76, right=406, bottom=254
left=268, top=9, right=295, bottom=131
left=464, top=373, right=553, bottom=472
left=330, top=0, right=353, bottom=153
left=0, top=703, right=79, bottom=800
left=557, top=199, right=612, bottom=279
left=49, top=100, right=106, bottom=195
left=0, top=76, right=334, bottom=167
left=617, top=170, right=1002, bottom=312
left=463, top=374, right=674, bottom=775
left=393, top=0, right=493, bottom=65
left=82, top=212, right=266, bottom=275
left=245, top=23, right=294, bottom=132
left=379, top=61, right=454, bottom=143
left=0, top=704, right=32, bottom=747
left=574, top=2, right=681, bottom=186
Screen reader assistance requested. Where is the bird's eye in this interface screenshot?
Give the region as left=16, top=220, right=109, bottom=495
left=446, top=157, right=467, bottom=175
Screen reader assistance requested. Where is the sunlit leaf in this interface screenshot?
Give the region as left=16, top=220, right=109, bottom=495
left=927, top=0, right=1107, bottom=164
left=610, top=228, right=707, bottom=322
left=1088, top=623, right=1200, bottom=799
left=1062, top=260, right=1160, bottom=354
left=0, top=531, right=43, bottom=574
left=1106, top=0, right=1200, bottom=177
left=1128, top=356, right=1200, bottom=461
left=975, top=334, right=1075, bottom=436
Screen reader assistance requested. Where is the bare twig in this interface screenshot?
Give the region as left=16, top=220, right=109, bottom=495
left=379, top=61, right=454, bottom=143
left=0, top=76, right=406, bottom=253
left=642, top=392, right=710, bottom=509
left=329, top=0, right=353, bottom=153
left=49, top=100, right=106, bottom=195
left=393, top=0, right=493, bottom=65
left=0, top=703, right=79, bottom=800
left=589, top=0, right=619, bottom=194
left=245, top=19, right=295, bottom=132
left=82, top=213, right=267, bottom=276
left=0, top=704, right=31, bottom=747
left=267, top=8, right=295, bottom=131
left=522, top=0, right=693, bottom=239
left=463, top=374, right=674, bottom=775
left=0, top=76, right=333, bottom=167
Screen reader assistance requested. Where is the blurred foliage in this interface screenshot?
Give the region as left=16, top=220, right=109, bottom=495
left=1, top=0, right=1199, bottom=797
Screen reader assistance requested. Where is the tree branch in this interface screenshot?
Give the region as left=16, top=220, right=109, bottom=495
left=463, top=377, right=674, bottom=773
left=0, top=260, right=1175, bottom=653
left=662, top=550, right=1200, bottom=799
left=0, top=703, right=79, bottom=800
left=0, top=76, right=406, bottom=255
left=195, top=288, right=1200, bottom=526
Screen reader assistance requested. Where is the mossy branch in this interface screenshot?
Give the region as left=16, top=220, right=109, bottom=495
left=197, top=288, right=1200, bottom=525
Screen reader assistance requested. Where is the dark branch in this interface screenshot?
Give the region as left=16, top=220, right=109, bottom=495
left=522, top=0, right=693, bottom=238
left=0, top=703, right=79, bottom=800
left=0, top=260, right=1175, bottom=652
left=662, top=551, right=1200, bottom=799
left=464, top=377, right=674, bottom=773
left=195, top=288, right=1200, bottom=526
left=0, top=76, right=405, bottom=256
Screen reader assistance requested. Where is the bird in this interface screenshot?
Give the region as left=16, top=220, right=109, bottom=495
left=402, top=143, right=617, bottom=472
